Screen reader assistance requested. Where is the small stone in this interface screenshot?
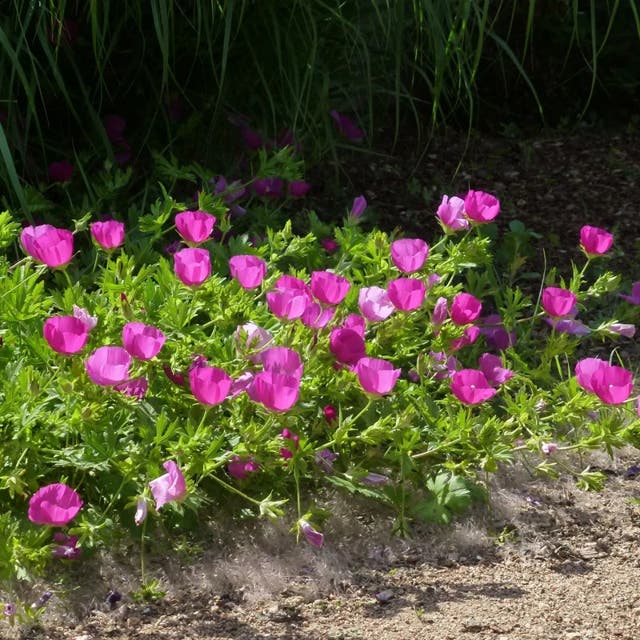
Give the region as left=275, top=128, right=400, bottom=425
left=375, top=589, right=394, bottom=604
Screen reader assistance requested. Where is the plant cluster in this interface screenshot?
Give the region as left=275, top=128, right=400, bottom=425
left=1, top=182, right=640, bottom=612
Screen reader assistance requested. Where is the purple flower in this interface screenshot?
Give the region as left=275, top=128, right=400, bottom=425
left=350, top=195, right=367, bottom=218
left=315, top=449, right=338, bottom=473
left=299, top=520, right=324, bottom=547
left=52, top=533, right=82, bottom=559
left=361, top=472, right=391, bottom=486
left=227, top=455, right=259, bottom=480
left=541, top=442, right=558, bottom=455
left=48, top=160, right=74, bottom=183
left=329, top=110, right=364, bottom=142
left=619, top=282, right=640, bottom=304
left=253, top=177, right=284, bottom=198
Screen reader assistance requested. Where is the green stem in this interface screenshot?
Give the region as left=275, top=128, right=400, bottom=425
left=211, top=474, right=261, bottom=506
left=294, top=467, right=302, bottom=520
left=140, top=516, right=147, bottom=585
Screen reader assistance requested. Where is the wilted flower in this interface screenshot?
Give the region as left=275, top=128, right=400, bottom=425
left=149, top=460, right=187, bottom=510
left=450, top=325, right=481, bottom=351
left=3, top=603, right=16, bottom=617
left=608, top=322, right=636, bottom=338
left=134, top=499, right=148, bottom=526
left=479, top=314, right=516, bottom=350
left=104, top=114, right=126, bottom=143
left=235, top=322, right=272, bottom=362
left=52, top=533, right=81, bottom=559
left=261, top=346, right=304, bottom=380
left=315, top=449, right=338, bottom=473
left=478, top=353, right=514, bottom=386
left=541, top=442, right=558, bottom=455
left=361, top=472, right=391, bottom=486
left=73, top=305, right=98, bottom=330
left=299, top=519, right=324, bottom=547
left=28, top=483, right=83, bottom=526
left=428, top=351, right=458, bottom=380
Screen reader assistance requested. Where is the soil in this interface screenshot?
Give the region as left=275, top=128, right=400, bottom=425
left=3, top=126, right=640, bottom=640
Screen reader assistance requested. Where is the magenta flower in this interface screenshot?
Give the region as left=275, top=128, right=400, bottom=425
left=350, top=195, right=367, bottom=218
left=355, top=357, right=401, bottom=395
left=288, top=180, right=311, bottom=198
left=43, top=316, right=90, bottom=354
left=52, top=533, right=81, bottom=559
left=343, top=314, right=366, bottom=337
left=330, top=328, right=366, bottom=364
left=253, top=177, right=284, bottom=198
left=390, top=238, right=429, bottom=273
left=575, top=357, right=606, bottom=393
left=72, top=305, right=98, bottom=330
left=436, top=195, right=468, bottom=231
left=48, top=160, right=74, bottom=183
left=541, top=287, right=577, bottom=318
left=387, top=277, right=426, bottom=312
left=329, top=109, right=364, bottom=142
left=175, top=210, right=216, bottom=244
left=85, top=346, right=131, bottom=385
left=619, top=282, right=640, bottom=304
left=478, top=353, right=514, bottom=386
left=189, top=364, right=232, bottom=405
left=450, top=325, right=481, bottom=351
left=163, top=365, right=186, bottom=386
left=463, top=190, right=500, bottom=222
left=149, top=460, right=187, bottom=510
left=450, top=292, right=482, bottom=325
left=450, top=369, right=498, bottom=405
left=114, top=377, right=148, bottom=400
left=266, top=289, right=310, bottom=320
left=321, top=238, right=339, bottom=253
left=432, top=296, right=448, bottom=329
left=261, top=346, right=303, bottom=380
left=229, top=255, right=267, bottom=289
left=591, top=363, right=633, bottom=404
left=227, top=455, right=259, bottom=480
left=358, top=286, right=395, bottom=321
left=235, top=322, right=272, bottom=362
left=28, top=483, right=83, bottom=526
left=324, top=404, right=337, bottom=424
left=174, top=247, right=211, bottom=287
left=301, top=302, right=335, bottom=329
left=299, top=520, right=325, bottom=547
left=250, top=371, right=300, bottom=411
left=311, top=271, right=351, bottom=305
left=90, top=220, right=125, bottom=250
left=20, top=224, right=74, bottom=268
left=122, top=322, right=166, bottom=360
left=580, top=225, right=613, bottom=256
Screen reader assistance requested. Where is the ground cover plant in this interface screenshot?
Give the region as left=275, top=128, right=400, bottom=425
left=2, top=182, right=640, bottom=625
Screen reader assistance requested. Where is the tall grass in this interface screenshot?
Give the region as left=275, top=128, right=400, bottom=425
left=0, top=1, right=638, bottom=215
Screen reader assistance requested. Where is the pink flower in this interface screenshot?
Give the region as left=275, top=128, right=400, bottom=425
left=28, top=483, right=83, bottom=526
left=85, top=346, right=131, bottom=385
left=299, top=520, right=324, bottom=547
left=387, top=278, right=426, bottom=312
left=43, top=316, right=90, bottom=354
left=390, top=238, right=429, bottom=273
left=229, top=255, right=267, bottom=289
left=323, top=404, right=337, bottom=424
left=189, top=364, right=232, bottom=405
left=149, top=460, right=187, bottom=510
left=52, top=533, right=82, bottom=559
left=450, top=325, right=481, bottom=351
left=358, top=286, right=395, bottom=321
left=301, top=303, right=335, bottom=329
left=329, top=110, right=364, bottom=142
left=288, top=181, right=311, bottom=198
left=580, top=225, right=613, bottom=256
left=174, top=247, right=211, bottom=286
left=72, top=305, right=97, bottom=330
left=253, top=177, right=284, bottom=198
left=90, top=220, right=125, bottom=250
left=478, top=353, right=514, bottom=386
left=134, top=499, right=148, bottom=526
left=436, top=195, right=468, bottom=231
left=175, top=210, right=216, bottom=244
left=450, top=369, right=497, bottom=405
left=541, top=287, right=577, bottom=318
left=261, top=346, right=304, bottom=380
left=355, top=357, right=401, bottom=395
left=432, top=296, right=448, bottom=328
left=591, top=363, right=633, bottom=404
left=541, top=442, right=558, bottom=456
left=450, top=292, right=482, bottom=325
left=250, top=371, right=300, bottom=411
left=329, top=328, right=366, bottom=364
left=350, top=195, right=367, bottom=218
left=463, top=190, right=500, bottom=222
left=311, top=271, right=351, bottom=305
left=619, top=282, right=640, bottom=304
left=227, top=455, right=259, bottom=480
left=343, top=314, right=366, bottom=338
left=122, top=322, right=166, bottom=360
left=266, top=290, right=310, bottom=320
left=21, top=224, right=74, bottom=268
left=235, top=322, right=272, bottom=362
left=321, top=238, right=339, bottom=253
left=115, top=376, right=148, bottom=400
left=48, top=160, right=74, bottom=183
left=575, top=357, right=606, bottom=393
